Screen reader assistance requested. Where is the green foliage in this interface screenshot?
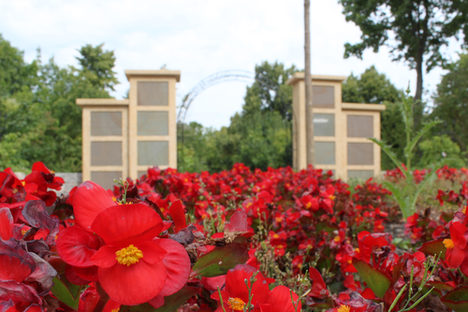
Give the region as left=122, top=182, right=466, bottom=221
left=0, top=35, right=117, bottom=172
left=192, top=242, right=249, bottom=277
left=431, top=53, right=468, bottom=155
left=0, top=34, right=38, bottom=97
left=250, top=62, right=297, bottom=121
left=371, top=95, right=441, bottom=218
left=417, top=135, right=466, bottom=168
left=342, top=66, right=403, bottom=104
left=76, top=43, right=118, bottom=91
left=338, top=0, right=468, bottom=128
left=177, top=122, right=212, bottom=172
left=51, top=277, right=81, bottom=310
left=177, top=61, right=295, bottom=172
left=353, top=259, right=391, bottom=298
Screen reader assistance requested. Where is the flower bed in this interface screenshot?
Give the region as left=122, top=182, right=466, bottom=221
left=0, top=163, right=467, bottom=311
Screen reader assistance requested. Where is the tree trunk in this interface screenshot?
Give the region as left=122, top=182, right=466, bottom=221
left=304, top=0, right=314, bottom=166
left=414, top=54, right=424, bottom=131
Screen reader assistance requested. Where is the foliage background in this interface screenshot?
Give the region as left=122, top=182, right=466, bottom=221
left=1, top=34, right=466, bottom=173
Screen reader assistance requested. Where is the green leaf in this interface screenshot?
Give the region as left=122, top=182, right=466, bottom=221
left=51, top=277, right=80, bottom=310
left=441, top=286, right=468, bottom=312
left=353, top=259, right=391, bottom=299
left=406, top=120, right=441, bottom=161
left=369, top=138, right=407, bottom=177
left=193, top=243, right=249, bottom=277
left=316, top=222, right=337, bottom=233
left=154, top=287, right=198, bottom=312
left=429, top=281, right=454, bottom=292
left=418, top=239, right=446, bottom=257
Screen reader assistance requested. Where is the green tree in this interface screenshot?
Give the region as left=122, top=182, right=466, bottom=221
left=0, top=34, right=38, bottom=98
left=249, top=62, right=296, bottom=121
left=218, top=62, right=294, bottom=171
left=342, top=66, right=405, bottom=169
left=177, top=122, right=213, bottom=172
left=417, top=135, right=465, bottom=168
left=182, top=61, right=295, bottom=172
left=338, top=0, right=468, bottom=129
left=431, top=53, right=468, bottom=154
left=76, top=43, right=118, bottom=91
left=0, top=40, right=118, bottom=172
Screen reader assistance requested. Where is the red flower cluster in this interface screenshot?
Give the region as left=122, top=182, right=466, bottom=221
left=0, top=162, right=63, bottom=311
left=443, top=206, right=468, bottom=276
left=56, top=181, right=191, bottom=306
left=212, top=265, right=301, bottom=312
left=2, top=162, right=468, bottom=311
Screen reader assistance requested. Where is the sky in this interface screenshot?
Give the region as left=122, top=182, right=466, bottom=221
left=0, top=0, right=462, bottom=129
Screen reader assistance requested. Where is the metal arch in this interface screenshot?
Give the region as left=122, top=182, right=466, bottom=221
left=177, top=70, right=254, bottom=123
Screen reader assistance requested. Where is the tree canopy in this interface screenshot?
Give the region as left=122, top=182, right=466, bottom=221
left=338, top=0, right=468, bottom=129
left=177, top=61, right=295, bottom=172
left=0, top=35, right=117, bottom=172
left=431, top=53, right=468, bottom=154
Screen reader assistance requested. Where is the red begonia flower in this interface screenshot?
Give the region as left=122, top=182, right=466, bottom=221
left=212, top=265, right=270, bottom=312
left=57, top=181, right=191, bottom=306
left=68, top=181, right=115, bottom=230
left=444, top=221, right=468, bottom=276
left=56, top=226, right=102, bottom=267
left=309, top=267, right=329, bottom=298
left=259, top=285, right=301, bottom=312
left=87, top=203, right=183, bottom=305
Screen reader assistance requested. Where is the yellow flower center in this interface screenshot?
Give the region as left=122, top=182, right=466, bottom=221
left=443, top=239, right=454, bottom=249
left=111, top=309, right=120, bottom=312
left=337, top=305, right=350, bottom=312
left=334, top=236, right=341, bottom=243
left=115, top=244, right=143, bottom=266
left=227, top=297, right=246, bottom=311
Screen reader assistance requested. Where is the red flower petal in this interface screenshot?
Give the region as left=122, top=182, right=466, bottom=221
left=450, top=222, right=467, bottom=249
left=168, top=200, right=187, bottom=232
left=98, top=259, right=167, bottom=305
left=56, top=226, right=101, bottom=267
left=309, top=267, right=329, bottom=298
left=154, top=239, right=190, bottom=297
left=91, top=203, right=162, bottom=244
left=447, top=246, right=466, bottom=268
left=225, top=210, right=249, bottom=233
left=71, top=181, right=115, bottom=230
left=0, top=208, right=13, bottom=240
left=24, top=304, right=43, bottom=312
left=135, top=240, right=165, bottom=265
left=102, top=300, right=121, bottom=312
left=92, top=245, right=118, bottom=268
left=225, top=265, right=270, bottom=305
left=66, top=266, right=98, bottom=284
left=78, top=284, right=100, bottom=312
left=261, top=285, right=301, bottom=312
left=0, top=254, right=33, bottom=282
left=0, top=281, right=41, bottom=305
left=0, top=242, right=35, bottom=282
left=461, top=257, right=468, bottom=277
